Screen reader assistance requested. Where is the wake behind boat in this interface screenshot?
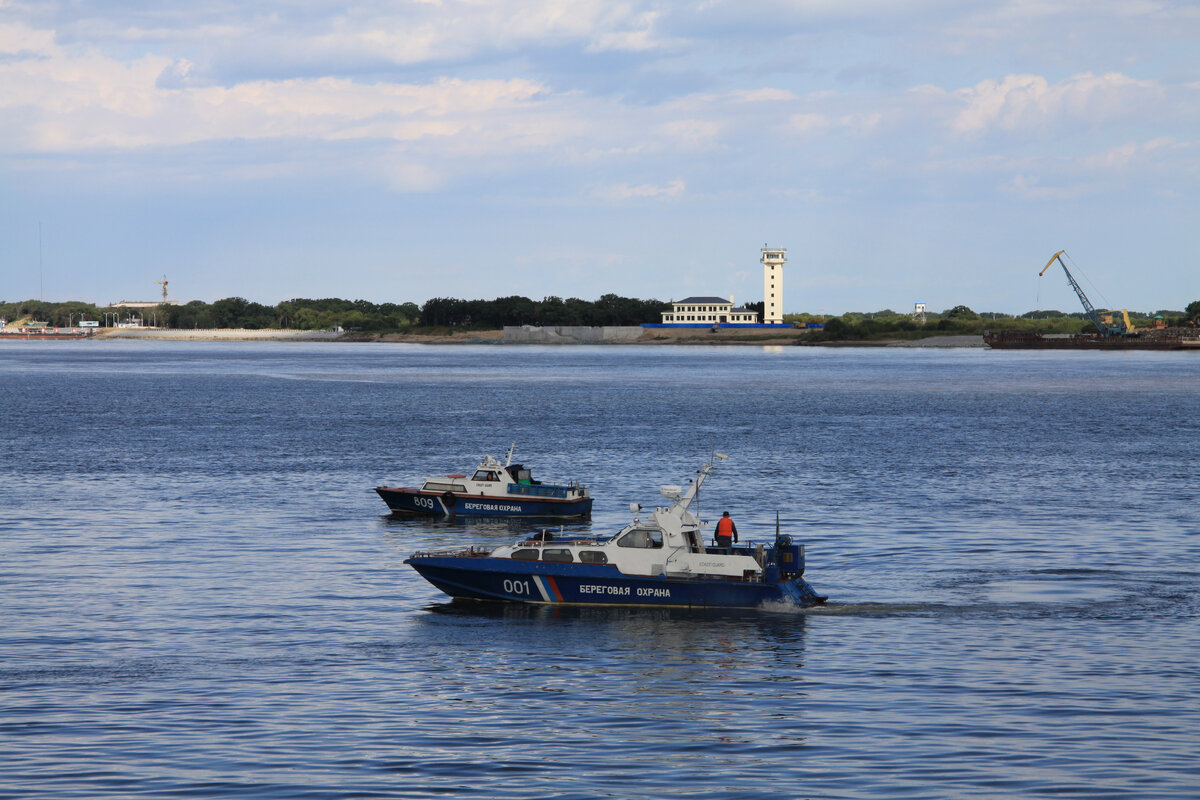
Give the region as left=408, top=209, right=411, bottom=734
left=376, top=446, right=592, bottom=518
left=405, top=456, right=827, bottom=610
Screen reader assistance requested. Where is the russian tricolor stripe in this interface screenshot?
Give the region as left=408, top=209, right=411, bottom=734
left=532, top=575, right=563, bottom=603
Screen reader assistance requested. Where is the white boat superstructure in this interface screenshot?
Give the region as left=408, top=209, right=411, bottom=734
left=491, top=455, right=766, bottom=579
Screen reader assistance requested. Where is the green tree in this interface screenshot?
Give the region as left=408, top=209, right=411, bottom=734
left=944, top=305, right=979, bottom=320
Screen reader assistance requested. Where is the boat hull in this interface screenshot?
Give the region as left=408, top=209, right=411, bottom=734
left=405, top=554, right=825, bottom=609
left=376, top=487, right=592, bottom=518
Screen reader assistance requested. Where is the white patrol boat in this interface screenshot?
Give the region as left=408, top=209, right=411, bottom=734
left=405, top=456, right=826, bottom=609
left=376, top=446, right=592, bottom=518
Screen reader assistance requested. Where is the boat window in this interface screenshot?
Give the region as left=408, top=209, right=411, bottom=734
left=421, top=482, right=467, bottom=493
left=616, top=528, right=663, bottom=549
left=541, top=549, right=574, bottom=563
left=578, top=550, right=608, bottom=565
left=471, top=470, right=500, bottom=481
left=510, top=549, right=539, bottom=561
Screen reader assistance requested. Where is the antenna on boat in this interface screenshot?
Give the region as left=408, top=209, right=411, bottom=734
left=505, top=443, right=515, bottom=466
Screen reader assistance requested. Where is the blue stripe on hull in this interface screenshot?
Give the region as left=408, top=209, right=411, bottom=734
left=406, top=556, right=823, bottom=609
left=376, top=488, right=592, bottom=518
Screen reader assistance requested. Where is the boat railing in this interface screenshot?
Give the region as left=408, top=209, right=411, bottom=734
left=409, top=546, right=493, bottom=559
left=507, top=483, right=572, bottom=499
left=516, top=537, right=605, bottom=547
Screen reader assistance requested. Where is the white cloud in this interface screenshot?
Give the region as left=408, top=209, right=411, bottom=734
left=785, top=109, right=881, bottom=136
left=788, top=113, right=831, bottom=134
left=383, top=160, right=444, bottom=192
left=596, top=179, right=686, bottom=200
left=732, top=89, right=798, bottom=103
left=950, top=72, right=1162, bottom=135
left=1002, top=173, right=1099, bottom=199
left=0, top=20, right=55, bottom=55
left=1080, top=136, right=1190, bottom=169
left=0, top=23, right=553, bottom=154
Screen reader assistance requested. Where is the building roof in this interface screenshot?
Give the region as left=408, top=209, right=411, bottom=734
left=674, top=296, right=733, bottom=305
left=112, top=300, right=182, bottom=308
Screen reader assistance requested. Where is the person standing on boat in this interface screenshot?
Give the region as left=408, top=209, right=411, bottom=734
left=714, top=511, right=738, bottom=551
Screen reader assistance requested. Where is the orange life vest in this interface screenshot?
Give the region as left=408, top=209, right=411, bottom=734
left=715, top=517, right=734, bottom=537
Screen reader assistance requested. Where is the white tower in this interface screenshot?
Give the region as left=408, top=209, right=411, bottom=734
left=761, top=246, right=786, bottom=324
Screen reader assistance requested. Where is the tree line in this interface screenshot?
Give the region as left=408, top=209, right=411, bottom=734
left=789, top=303, right=1200, bottom=341
left=3, top=296, right=1196, bottom=335
left=0, top=294, right=671, bottom=331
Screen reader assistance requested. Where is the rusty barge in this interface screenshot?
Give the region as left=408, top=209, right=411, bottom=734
left=984, top=330, right=1200, bottom=351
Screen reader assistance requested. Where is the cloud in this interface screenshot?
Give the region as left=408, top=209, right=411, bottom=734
left=1002, top=173, right=1100, bottom=200
left=4, top=4, right=1197, bottom=213
left=788, top=113, right=831, bottom=135
left=0, top=20, right=56, bottom=55
left=383, top=160, right=443, bottom=192
left=0, top=22, right=552, bottom=154
left=1080, top=136, right=1190, bottom=169
left=596, top=179, right=686, bottom=200
left=949, top=72, right=1163, bottom=135
left=584, top=11, right=673, bottom=52
left=784, top=108, right=882, bottom=137
left=155, top=58, right=199, bottom=90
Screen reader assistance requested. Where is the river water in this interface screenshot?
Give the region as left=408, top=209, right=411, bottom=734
left=2, top=341, right=1197, bottom=799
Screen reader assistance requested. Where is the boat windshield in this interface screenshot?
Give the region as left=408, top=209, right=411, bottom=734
left=471, top=470, right=500, bottom=481
left=422, top=481, right=467, bottom=493
left=616, top=528, right=663, bottom=549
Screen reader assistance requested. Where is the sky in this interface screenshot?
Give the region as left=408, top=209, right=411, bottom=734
left=2, top=1, right=1198, bottom=315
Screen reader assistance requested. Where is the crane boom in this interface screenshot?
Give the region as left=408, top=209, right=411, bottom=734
left=1038, top=251, right=1113, bottom=336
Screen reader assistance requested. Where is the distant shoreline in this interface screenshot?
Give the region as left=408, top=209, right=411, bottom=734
left=91, top=327, right=986, bottom=347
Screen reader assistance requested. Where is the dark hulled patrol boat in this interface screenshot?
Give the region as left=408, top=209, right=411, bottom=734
left=376, top=446, right=592, bottom=518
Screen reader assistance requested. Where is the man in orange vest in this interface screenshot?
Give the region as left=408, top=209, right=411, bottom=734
left=714, top=511, right=738, bottom=551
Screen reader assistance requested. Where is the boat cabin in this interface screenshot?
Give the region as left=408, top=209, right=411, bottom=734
left=492, top=476, right=776, bottom=580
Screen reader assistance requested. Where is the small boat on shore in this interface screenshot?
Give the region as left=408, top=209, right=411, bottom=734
left=376, top=447, right=592, bottom=518
left=405, top=456, right=827, bottom=610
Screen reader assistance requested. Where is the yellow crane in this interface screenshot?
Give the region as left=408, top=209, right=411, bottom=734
left=1039, top=251, right=1131, bottom=336
left=154, top=275, right=168, bottom=302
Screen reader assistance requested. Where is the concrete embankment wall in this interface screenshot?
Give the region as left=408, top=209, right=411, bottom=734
left=100, top=329, right=341, bottom=341
left=503, top=326, right=645, bottom=343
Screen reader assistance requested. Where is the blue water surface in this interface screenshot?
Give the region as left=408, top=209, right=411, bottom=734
left=2, top=341, right=1198, bottom=799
